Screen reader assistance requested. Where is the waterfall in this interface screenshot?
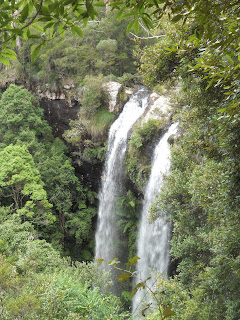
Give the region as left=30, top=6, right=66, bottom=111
left=133, top=122, right=178, bottom=315
left=95, top=87, right=149, bottom=265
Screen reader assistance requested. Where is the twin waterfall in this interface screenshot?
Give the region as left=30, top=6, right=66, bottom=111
left=95, top=88, right=177, bottom=314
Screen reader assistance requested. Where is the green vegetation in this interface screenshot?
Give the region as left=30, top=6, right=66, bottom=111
left=0, top=145, right=54, bottom=228
left=1, top=11, right=138, bottom=89
left=63, top=75, right=116, bottom=165
left=0, top=1, right=239, bottom=319
left=0, top=216, right=130, bottom=320
left=134, top=7, right=240, bottom=319
left=126, top=118, right=168, bottom=193
left=0, top=84, right=97, bottom=259
left=0, top=83, right=130, bottom=318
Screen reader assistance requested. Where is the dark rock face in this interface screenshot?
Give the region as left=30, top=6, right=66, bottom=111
left=73, top=155, right=104, bottom=193
left=39, top=97, right=104, bottom=193
left=40, top=98, right=80, bottom=138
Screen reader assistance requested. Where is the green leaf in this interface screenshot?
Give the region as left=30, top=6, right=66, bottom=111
left=94, top=2, right=106, bottom=7
left=131, top=281, right=146, bottom=297
left=63, top=0, right=73, bottom=4
left=118, top=272, right=131, bottom=282
left=123, top=221, right=132, bottom=233
left=115, top=7, right=125, bottom=20
left=134, top=20, right=139, bottom=34
left=97, top=258, right=104, bottom=265
left=142, top=15, right=154, bottom=29
left=126, top=256, right=140, bottom=266
left=108, top=258, right=120, bottom=266
left=43, top=21, right=55, bottom=31
left=120, top=12, right=135, bottom=20
left=0, top=57, right=10, bottom=66
left=225, top=54, right=234, bottom=65
left=163, top=304, right=175, bottom=319
left=83, top=17, right=89, bottom=26
left=2, top=49, right=17, bottom=60
left=40, top=5, right=50, bottom=15
left=110, top=1, right=123, bottom=7
left=31, top=44, right=42, bottom=62
left=2, top=53, right=17, bottom=60
left=126, top=20, right=135, bottom=34
left=28, top=35, right=42, bottom=39
left=20, top=4, right=29, bottom=22
left=71, top=25, right=83, bottom=37
left=142, top=303, right=152, bottom=317
left=172, top=14, right=182, bottom=22
left=32, top=24, right=44, bottom=33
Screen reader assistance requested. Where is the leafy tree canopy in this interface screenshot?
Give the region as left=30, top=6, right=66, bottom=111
left=1, top=0, right=239, bottom=61
left=1, top=0, right=239, bottom=110
left=0, top=0, right=106, bottom=64
left=0, top=83, right=51, bottom=149
left=0, top=144, right=54, bottom=226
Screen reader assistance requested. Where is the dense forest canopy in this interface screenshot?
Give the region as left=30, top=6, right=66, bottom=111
left=0, top=0, right=239, bottom=110
left=0, top=0, right=240, bottom=319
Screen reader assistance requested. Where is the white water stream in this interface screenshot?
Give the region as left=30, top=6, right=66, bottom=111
left=95, top=87, right=149, bottom=264
left=133, top=122, right=178, bottom=315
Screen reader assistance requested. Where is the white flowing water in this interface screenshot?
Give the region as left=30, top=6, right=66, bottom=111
left=95, top=87, right=149, bottom=264
left=133, top=122, right=178, bottom=315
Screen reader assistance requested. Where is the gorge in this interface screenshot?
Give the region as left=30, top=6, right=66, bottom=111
left=0, top=1, right=239, bottom=319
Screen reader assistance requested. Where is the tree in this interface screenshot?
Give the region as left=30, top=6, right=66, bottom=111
left=0, top=84, right=97, bottom=257
left=0, top=0, right=104, bottom=64
left=0, top=144, right=54, bottom=226
left=148, top=78, right=240, bottom=319
left=0, top=83, right=51, bottom=149
left=0, top=216, right=129, bottom=320
left=1, top=1, right=238, bottom=112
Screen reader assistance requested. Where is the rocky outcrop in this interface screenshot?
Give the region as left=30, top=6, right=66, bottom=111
left=143, top=92, right=173, bottom=123
left=124, top=89, right=176, bottom=196
left=103, top=81, right=133, bottom=115
left=104, top=81, right=122, bottom=112
left=40, top=98, right=80, bottom=138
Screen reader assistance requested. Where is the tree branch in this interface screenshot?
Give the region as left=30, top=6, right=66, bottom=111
left=129, top=32, right=165, bottom=39
left=2, top=0, right=45, bottom=45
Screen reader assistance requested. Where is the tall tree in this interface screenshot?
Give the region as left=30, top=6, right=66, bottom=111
left=0, top=144, right=54, bottom=226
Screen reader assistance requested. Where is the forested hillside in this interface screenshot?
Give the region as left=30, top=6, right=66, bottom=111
left=0, top=1, right=239, bottom=319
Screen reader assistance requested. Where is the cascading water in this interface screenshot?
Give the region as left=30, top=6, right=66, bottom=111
left=95, top=87, right=149, bottom=266
left=133, top=122, right=178, bottom=315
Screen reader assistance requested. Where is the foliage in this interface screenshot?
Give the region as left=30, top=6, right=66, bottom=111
left=116, top=190, right=141, bottom=259
left=80, top=75, right=108, bottom=118
left=125, top=155, right=151, bottom=193
left=0, top=2, right=239, bottom=319
left=0, top=84, right=51, bottom=149
left=130, top=2, right=239, bottom=113
left=129, top=119, right=165, bottom=151
left=64, top=75, right=115, bottom=149
left=125, top=4, right=240, bottom=317
left=0, top=145, right=54, bottom=227
left=0, top=84, right=97, bottom=259
left=101, top=256, right=176, bottom=320
left=0, top=216, right=130, bottom=320
left=0, top=0, right=105, bottom=64
left=0, top=1, right=239, bottom=114
left=125, top=119, right=166, bottom=192
left=149, top=78, right=240, bottom=319
left=9, top=10, right=138, bottom=90
left=82, top=144, right=107, bottom=165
